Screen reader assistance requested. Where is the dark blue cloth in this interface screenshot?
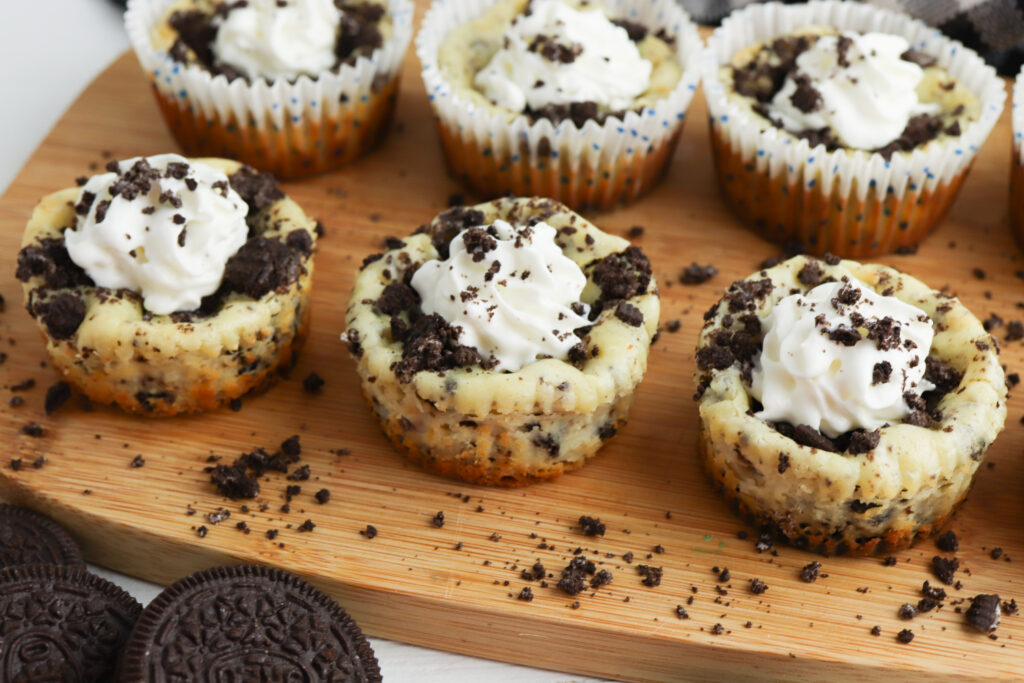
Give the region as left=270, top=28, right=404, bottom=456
left=680, top=0, right=1024, bottom=75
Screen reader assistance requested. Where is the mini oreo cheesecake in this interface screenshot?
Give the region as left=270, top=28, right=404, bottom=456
left=695, top=255, right=1005, bottom=555
left=701, top=2, right=1005, bottom=257
left=418, top=0, right=702, bottom=209
left=344, top=197, right=659, bottom=485
left=126, top=0, right=414, bottom=177
left=16, top=154, right=319, bottom=416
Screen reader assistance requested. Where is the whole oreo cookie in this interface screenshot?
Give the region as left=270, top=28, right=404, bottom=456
left=119, top=564, right=382, bottom=682
left=0, top=504, right=84, bottom=569
left=0, top=564, right=142, bottom=682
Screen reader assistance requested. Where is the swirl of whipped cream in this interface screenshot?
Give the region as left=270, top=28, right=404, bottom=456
left=65, top=154, right=248, bottom=315
left=473, top=0, right=652, bottom=113
left=748, top=278, right=935, bottom=438
left=410, top=219, right=591, bottom=372
left=765, top=31, right=938, bottom=150
left=212, top=0, right=343, bottom=80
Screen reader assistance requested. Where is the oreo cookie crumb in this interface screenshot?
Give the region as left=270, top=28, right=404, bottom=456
left=590, top=569, right=614, bottom=589
left=922, top=581, right=947, bottom=601
left=680, top=263, right=718, bottom=285
left=896, top=629, right=914, bottom=644
left=432, top=511, right=445, bottom=528
left=750, top=578, right=768, bottom=594
left=315, top=489, right=330, bottom=504
left=966, top=594, right=1001, bottom=633
left=614, top=301, right=643, bottom=327
left=898, top=603, right=918, bottom=620
left=281, top=435, right=301, bottom=457
left=228, top=166, right=284, bottom=214
left=932, top=556, right=959, bottom=585
left=558, top=556, right=595, bottom=595
left=638, top=564, right=662, bottom=587
left=800, top=561, right=822, bottom=583
left=210, top=464, right=260, bottom=499
left=935, top=530, right=958, bottom=553
left=578, top=515, right=605, bottom=536
left=20, top=422, right=44, bottom=438
left=360, top=524, right=378, bottom=539
left=44, top=381, right=72, bottom=414
left=302, top=372, right=325, bottom=393
left=130, top=455, right=145, bottom=468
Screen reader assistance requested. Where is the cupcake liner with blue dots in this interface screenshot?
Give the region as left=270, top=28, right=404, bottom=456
left=125, top=0, right=414, bottom=179
left=701, top=1, right=1005, bottom=258
left=416, top=0, right=702, bottom=211
left=1011, top=65, right=1024, bottom=248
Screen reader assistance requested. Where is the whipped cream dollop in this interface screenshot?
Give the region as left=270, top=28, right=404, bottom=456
left=749, top=278, right=935, bottom=438
left=212, top=0, right=344, bottom=80
left=765, top=31, right=937, bottom=150
left=410, top=219, right=591, bottom=372
left=474, top=0, right=652, bottom=113
left=65, top=154, right=249, bottom=315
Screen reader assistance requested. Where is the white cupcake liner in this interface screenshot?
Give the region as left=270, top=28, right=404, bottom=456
left=416, top=0, right=702, bottom=210
left=1014, top=65, right=1024, bottom=164
left=700, top=1, right=1006, bottom=255
left=1011, top=65, right=1024, bottom=245
left=125, top=0, right=414, bottom=178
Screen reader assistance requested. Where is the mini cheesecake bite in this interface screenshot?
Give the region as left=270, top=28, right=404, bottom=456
left=344, top=197, right=659, bottom=486
left=700, top=1, right=1005, bottom=257
left=126, top=0, right=414, bottom=177
left=417, top=0, right=702, bottom=210
left=16, top=154, right=319, bottom=416
left=695, top=255, right=1005, bottom=555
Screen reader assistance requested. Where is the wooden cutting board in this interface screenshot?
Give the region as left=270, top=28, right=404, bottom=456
left=2, top=23, right=1023, bottom=682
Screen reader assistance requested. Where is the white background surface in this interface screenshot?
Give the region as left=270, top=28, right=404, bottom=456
left=0, top=2, right=608, bottom=680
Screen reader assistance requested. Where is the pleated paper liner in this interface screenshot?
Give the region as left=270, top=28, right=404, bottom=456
left=701, top=1, right=1005, bottom=257
left=126, top=0, right=414, bottom=179
left=1011, top=66, right=1024, bottom=249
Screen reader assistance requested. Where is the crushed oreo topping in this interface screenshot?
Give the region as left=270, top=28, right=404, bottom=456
left=591, top=246, right=652, bottom=303
left=228, top=166, right=284, bottom=215
left=220, top=236, right=303, bottom=300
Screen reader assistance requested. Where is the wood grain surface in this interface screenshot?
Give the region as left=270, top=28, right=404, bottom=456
left=1, top=24, right=1023, bottom=682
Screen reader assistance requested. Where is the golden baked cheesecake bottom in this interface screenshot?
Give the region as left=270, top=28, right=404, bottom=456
left=345, top=197, right=659, bottom=486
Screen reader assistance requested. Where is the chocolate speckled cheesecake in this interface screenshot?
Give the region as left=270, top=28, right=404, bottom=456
left=16, top=154, right=319, bottom=416
left=695, top=255, right=1005, bottom=555
left=344, top=197, right=659, bottom=485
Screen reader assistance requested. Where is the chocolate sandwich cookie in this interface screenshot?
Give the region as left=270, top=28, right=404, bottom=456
left=119, top=564, right=382, bottom=682
left=0, top=564, right=142, bottom=682
left=0, top=503, right=84, bottom=569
